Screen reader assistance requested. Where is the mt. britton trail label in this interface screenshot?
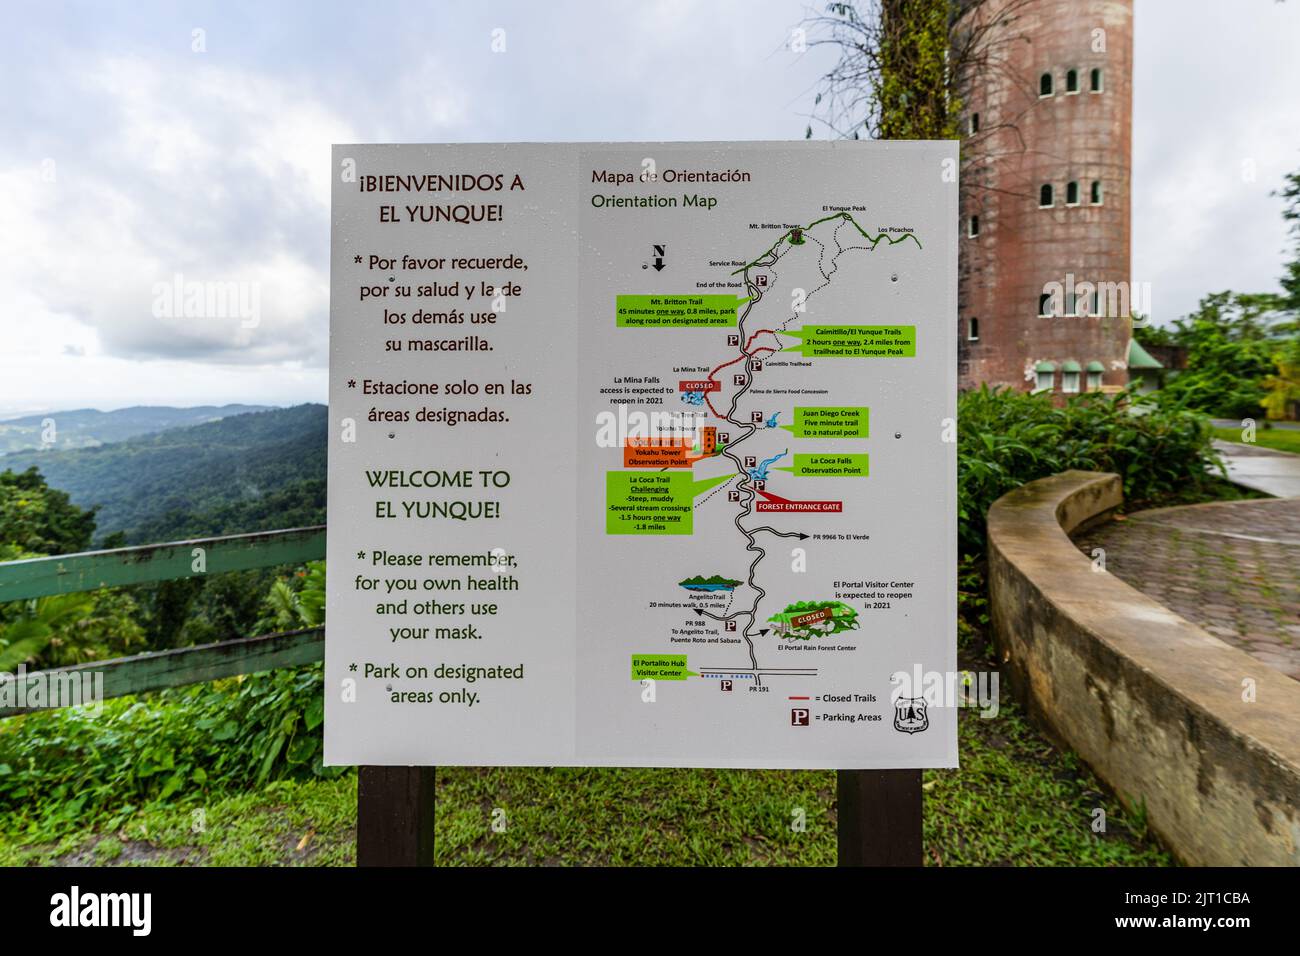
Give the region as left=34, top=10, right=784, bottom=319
left=326, top=141, right=957, bottom=768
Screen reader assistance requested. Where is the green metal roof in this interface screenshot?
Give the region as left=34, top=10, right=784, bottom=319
left=1061, top=360, right=1082, bottom=372
left=1127, top=337, right=1163, bottom=370
left=1035, top=360, right=1056, bottom=372
left=1086, top=360, right=1105, bottom=372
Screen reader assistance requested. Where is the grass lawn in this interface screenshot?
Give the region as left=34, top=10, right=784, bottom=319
left=0, top=698, right=1170, bottom=866
left=1213, top=425, right=1300, bottom=455
left=0, top=774, right=358, bottom=867
left=433, top=700, right=1169, bottom=866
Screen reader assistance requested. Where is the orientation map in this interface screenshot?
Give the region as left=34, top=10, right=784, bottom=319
left=326, top=141, right=957, bottom=768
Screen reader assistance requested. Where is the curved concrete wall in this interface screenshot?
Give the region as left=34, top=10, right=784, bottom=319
left=988, top=470, right=1300, bottom=865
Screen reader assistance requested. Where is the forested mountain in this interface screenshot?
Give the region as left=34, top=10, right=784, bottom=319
left=0, top=404, right=326, bottom=543
left=0, top=404, right=269, bottom=455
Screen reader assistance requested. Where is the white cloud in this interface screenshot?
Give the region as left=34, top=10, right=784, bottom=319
left=1133, top=0, right=1300, bottom=324
left=0, top=54, right=358, bottom=392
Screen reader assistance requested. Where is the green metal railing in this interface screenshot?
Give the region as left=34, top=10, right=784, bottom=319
left=0, top=526, right=326, bottom=717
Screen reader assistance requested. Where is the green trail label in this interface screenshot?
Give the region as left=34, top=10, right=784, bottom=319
left=776, top=453, right=869, bottom=477
left=780, top=406, right=869, bottom=439
left=606, top=471, right=731, bottom=534
left=785, top=325, right=916, bottom=357
left=630, top=654, right=698, bottom=681
left=616, top=294, right=750, bottom=328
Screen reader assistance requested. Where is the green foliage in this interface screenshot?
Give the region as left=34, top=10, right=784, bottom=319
left=0, top=558, right=329, bottom=834
left=1131, top=316, right=1174, bottom=348
left=1142, top=168, right=1300, bottom=420
left=0, top=405, right=268, bottom=456
left=0, top=467, right=96, bottom=555
left=0, top=590, right=145, bottom=672
left=0, top=594, right=93, bottom=672
left=874, top=0, right=957, bottom=140
left=134, top=478, right=326, bottom=544
left=812, top=1, right=970, bottom=142
left=0, top=410, right=334, bottom=834
left=253, top=561, right=325, bottom=635
left=957, top=386, right=1220, bottom=555
left=1261, top=336, right=1300, bottom=420
left=1149, top=291, right=1286, bottom=418
left=0, top=405, right=326, bottom=543
left=956, top=554, right=988, bottom=650
left=0, top=663, right=334, bottom=835
left=0, top=473, right=144, bottom=671
left=1276, top=165, right=1300, bottom=312
left=134, top=570, right=278, bottom=650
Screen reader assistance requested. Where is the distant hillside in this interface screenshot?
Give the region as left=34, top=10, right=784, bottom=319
left=0, top=404, right=326, bottom=543
left=132, top=477, right=327, bottom=544
left=0, top=404, right=270, bottom=455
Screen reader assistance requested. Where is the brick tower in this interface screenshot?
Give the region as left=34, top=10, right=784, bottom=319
left=958, top=0, right=1134, bottom=395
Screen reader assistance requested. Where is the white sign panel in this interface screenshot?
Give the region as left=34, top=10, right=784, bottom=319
left=326, top=141, right=957, bottom=768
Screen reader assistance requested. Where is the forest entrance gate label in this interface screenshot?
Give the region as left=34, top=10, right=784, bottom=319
left=325, top=141, right=957, bottom=768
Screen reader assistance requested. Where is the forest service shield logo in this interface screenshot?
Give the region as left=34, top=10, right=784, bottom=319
left=893, top=696, right=929, bottom=734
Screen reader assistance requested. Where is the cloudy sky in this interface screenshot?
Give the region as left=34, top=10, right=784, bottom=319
left=1, top=0, right=1297, bottom=417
